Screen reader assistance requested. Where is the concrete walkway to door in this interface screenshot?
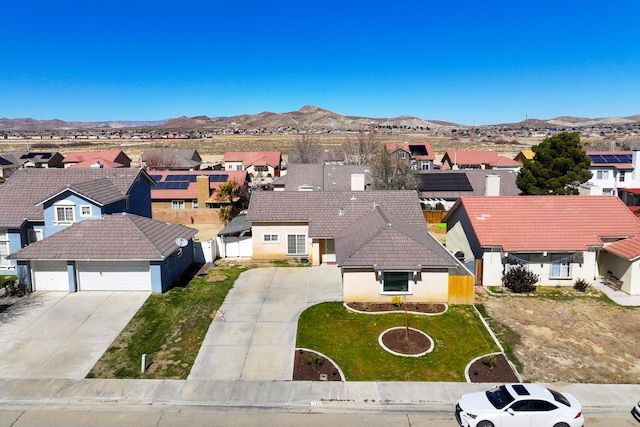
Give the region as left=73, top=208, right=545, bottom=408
left=188, top=265, right=342, bottom=381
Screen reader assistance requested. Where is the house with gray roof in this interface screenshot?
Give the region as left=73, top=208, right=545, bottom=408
left=247, top=191, right=473, bottom=303
left=0, top=151, right=64, bottom=178
left=0, top=168, right=198, bottom=293
left=273, top=163, right=371, bottom=191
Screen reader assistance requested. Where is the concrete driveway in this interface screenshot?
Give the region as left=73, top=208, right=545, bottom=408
left=0, top=291, right=148, bottom=379
left=189, top=265, right=342, bottom=381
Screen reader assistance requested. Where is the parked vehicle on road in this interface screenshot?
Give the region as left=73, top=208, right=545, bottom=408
left=632, top=400, right=640, bottom=422
left=455, top=383, right=584, bottom=427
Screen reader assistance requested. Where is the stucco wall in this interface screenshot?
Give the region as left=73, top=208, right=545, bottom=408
left=599, top=251, right=640, bottom=295
left=342, top=269, right=449, bottom=303
left=251, top=222, right=310, bottom=261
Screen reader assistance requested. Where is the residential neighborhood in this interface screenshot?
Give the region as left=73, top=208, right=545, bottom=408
left=1, top=136, right=640, bottom=424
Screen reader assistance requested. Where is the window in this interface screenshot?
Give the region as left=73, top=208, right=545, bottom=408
left=80, top=205, right=92, bottom=217
left=551, top=255, right=570, bottom=278
left=55, top=204, right=75, bottom=224
left=286, top=234, right=307, bottom=255
left=236, top=165, right=243, bottom=171
left=262, top=233, right=279, bottom=243
left=192, top=200, right=198, bottom=209
left=596, top=170, right=609, bottom=180
left=382, top=272, right=411, bottom=294
left=0, top=231, right=9, bottom=266
left=172, top=200, right=185, bottom=209
left=620, top=171, right=626, bottom=182
left=28, top=229, right=43, bottom=244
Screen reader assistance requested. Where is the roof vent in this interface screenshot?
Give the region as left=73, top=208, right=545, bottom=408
left=90, top=160, right=103, bottom=169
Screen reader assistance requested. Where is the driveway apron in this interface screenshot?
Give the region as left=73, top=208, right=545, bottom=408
left=0, top=291, right=148, bottom=379
left=189, top=265, right=342, bottom=381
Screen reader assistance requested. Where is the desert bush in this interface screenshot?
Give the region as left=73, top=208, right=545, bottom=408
left=482, top=354, right=497, bottom=369
left=502, top=265, right=539, bottom=293
left=306, top=353, right=324, bottom=368
left=573, top=278, right=590, bottom=292
left=391, top=295, right=403, bottom=307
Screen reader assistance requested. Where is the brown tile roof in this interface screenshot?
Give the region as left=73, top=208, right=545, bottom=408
left=446, top=195, right=640, bottom=252
left=0, top=168, right=147, bottom=227
left=8, top=213, right=197, bottom=260
left=336, top=206, right=456, bottom=270
left=38, top=178, right=126, bottom=206
left=247, top=191, right=427, bottom=238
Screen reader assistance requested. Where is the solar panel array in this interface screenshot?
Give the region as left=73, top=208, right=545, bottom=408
left=153, top=181, right=190, bottom=190
left=419, top=173, right=474, bottom=192
left=589, top=153, right=632, bottom=164
left=409, top=145, right=428, bottom=156
left=151, top=173, right=230, bottom=190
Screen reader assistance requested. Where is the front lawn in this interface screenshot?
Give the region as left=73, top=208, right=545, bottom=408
left=87, top=265, right=246, bottom=379
left=296, top=302, right=499, bottom=381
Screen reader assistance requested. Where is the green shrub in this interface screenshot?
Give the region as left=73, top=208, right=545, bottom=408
left=482, top=354, right=497, bottom=369
left=573, top=278, right=590, bottom=292
left=502, top=265, right=539, bottom=293
left=391, top=295, right=403, bottom=307
left=306, top=353, right=324, bottom=368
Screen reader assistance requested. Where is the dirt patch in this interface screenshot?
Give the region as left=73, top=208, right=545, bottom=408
left=381, top=328, right=431, bottom=355
left=468, top=354, right=520, bottom=383
left=293, top=350, right=342, bottom=381
left=479, top=289, right=640, bottom=383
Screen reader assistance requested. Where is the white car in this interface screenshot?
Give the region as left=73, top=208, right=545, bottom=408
left=632, top=400, right=640, bottom=422
left=455, top=383, right=584, bottom=427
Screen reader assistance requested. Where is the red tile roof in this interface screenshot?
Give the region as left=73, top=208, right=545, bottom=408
left=447, top=196, right=640, bottom=251
left=63, top=150, right=128, bottom=164
left=604, top=236, right=640, bottom=261
left=385, top=142, right=435, bottom=160
left=223, top=151, right=281, bottom=167
left=68, top=159, right=125, bottom=168
left=443, top=150, right=499, bottom=166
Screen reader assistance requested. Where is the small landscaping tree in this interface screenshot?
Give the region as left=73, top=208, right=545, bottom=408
left=502, top=265, right=539, bottom=293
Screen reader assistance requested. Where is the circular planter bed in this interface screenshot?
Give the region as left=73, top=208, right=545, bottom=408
left=293, top=349, right=344, bottom=381
left=379, top=327, right=434, bottom=357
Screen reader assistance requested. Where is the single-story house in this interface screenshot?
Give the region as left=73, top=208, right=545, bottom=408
left=8, top=213, right=197, bottom=293
left=247, top=191, right=473, bottom=303
left=441, top=150, right=521, bottom=171
left=140, top=149, right=202, bottom=170
left=443, top=195, right=640, bottom=295
left=0, top=151, right=64, bottom=177
left=273, top=163, right=371, bottom=192
left=63, top=150, right=132, bottom=168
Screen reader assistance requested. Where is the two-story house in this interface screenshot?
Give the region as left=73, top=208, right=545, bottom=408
left=1, top=168, right=197, bottom=293
left=223, top=151, right=281, bottom=184
left=586, top=151, right=634, bottom=196
left=385, top=142, right=435, bottom=170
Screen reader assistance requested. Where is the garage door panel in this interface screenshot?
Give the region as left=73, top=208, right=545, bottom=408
left=32, top=261, right=69, bottom=291
left=78, top=261, right=150, bottom=291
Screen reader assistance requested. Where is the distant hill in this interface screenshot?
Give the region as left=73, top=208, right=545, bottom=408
left=1, top=106, right=639, bottom=132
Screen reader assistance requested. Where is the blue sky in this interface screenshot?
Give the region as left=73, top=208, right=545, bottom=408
left=1, top=0, right=639, bottom=125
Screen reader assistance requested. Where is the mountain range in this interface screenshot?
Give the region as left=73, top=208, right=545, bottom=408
left=1, top=105, right=639, bottom=132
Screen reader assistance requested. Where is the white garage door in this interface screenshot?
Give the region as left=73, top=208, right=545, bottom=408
left=78, top=261, right=151, bottom=291
left=32, top=261, right=69, bottom=291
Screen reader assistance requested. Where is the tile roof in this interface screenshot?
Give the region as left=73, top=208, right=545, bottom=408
left=141, top=149, right=202, bottom=168
left=490, top=156, right=522, bottom=167
left=247, top=191, right=427, bottom=238
left=336, top=206, right=457, bottom=270
left=67, top=159, right=125, bottom=168
left=276, top=164, right=371, bottom=191
left=442, top=150, right=500, bottom=166
left=446, top=195, right=640, bottom=251
left=37, top=177, right=126, bottom=206
left=418, top=170, right=521, bottom=199
left=217, top=213, right=252, bottom=236
left=0, top=168, right=147, bottom=228
left=63, top=150, right=129, bottom=164
left=149, top=170, right=247, bottom=200
left=604, top=236, right=640, bottom=261
left=385, top=142, right=435, bottom=160
left=8, top=213, right=197, bottom=261
left=223, top=151, right=281, bottom=167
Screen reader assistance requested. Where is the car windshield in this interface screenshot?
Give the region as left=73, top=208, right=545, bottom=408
left=486, top=385, right=515, bottom=409
left=548, top=388, right=570, bottom=406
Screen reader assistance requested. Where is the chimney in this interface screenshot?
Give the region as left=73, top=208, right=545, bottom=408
left=484, top=174, right=501, bottom=196
left=351, top=173, right=365, bottom=191
left=196, top=175, right=210, bottom=208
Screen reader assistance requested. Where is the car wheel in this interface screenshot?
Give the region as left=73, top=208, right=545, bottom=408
left=553, top=423, right=569, bottom=427
left=476, top=421, right=494, bottom=427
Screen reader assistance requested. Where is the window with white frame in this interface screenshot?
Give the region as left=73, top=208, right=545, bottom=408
left=192, top=200, right=198, bottom=209
left=0, top=231, right=9, bottom=266
left=551, top=254, right=570, bottom=278
left=286, top=234, right=307, bottom=255
left=381, top=272, right=412, bottom=294
left=619, top=171, right=626, bottom=182
left=54, top=202, right=75, bottom=224
left=596, top=170, right=609, bottom=180
left=80, top=205, right=92, bottom=217
left=172, top=200, right=185, bottom=209
left=262, top=233, right=279, bottom=243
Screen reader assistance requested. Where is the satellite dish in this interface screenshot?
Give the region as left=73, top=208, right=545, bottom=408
left=175, top=237, right=188, bottom=248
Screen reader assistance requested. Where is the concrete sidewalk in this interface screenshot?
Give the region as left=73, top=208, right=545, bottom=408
left=0, top=377, right=637, bottom=417
left=189, top=265, right=342, bottom=381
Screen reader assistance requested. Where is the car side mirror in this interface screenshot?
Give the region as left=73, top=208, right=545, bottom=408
left=506, top=408, right=515, bottom=416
